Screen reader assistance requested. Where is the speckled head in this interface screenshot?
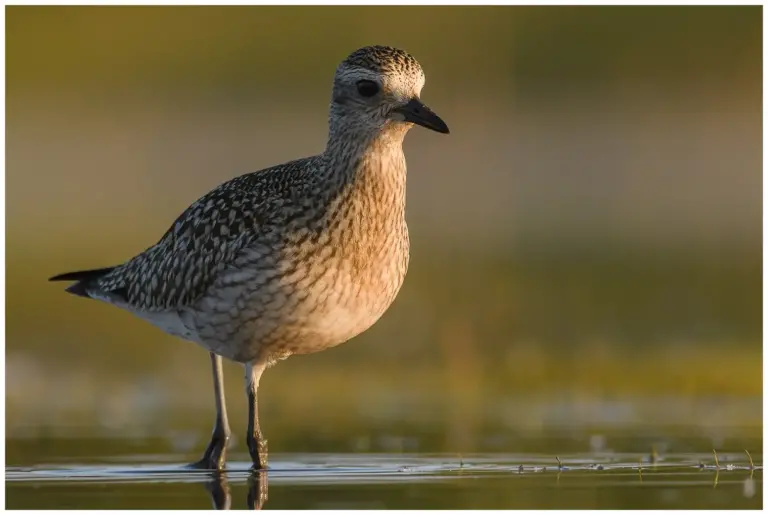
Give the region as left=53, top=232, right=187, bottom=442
left=329, top=45, right=449, bottom=137
left=341, top=45, right=424, bottom=81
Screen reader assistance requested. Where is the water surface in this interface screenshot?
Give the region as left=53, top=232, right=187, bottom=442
left=7, top=447, right=761, bottom=509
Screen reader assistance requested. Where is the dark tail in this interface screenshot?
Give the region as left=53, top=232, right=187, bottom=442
left=49, top=267, right=116, bottom=298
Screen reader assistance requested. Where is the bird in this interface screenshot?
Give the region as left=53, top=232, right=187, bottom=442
left=49, top=45, right=449, bottom=471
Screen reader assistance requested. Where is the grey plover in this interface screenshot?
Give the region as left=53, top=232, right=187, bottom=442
left=50, top=45, right=449, bottom=471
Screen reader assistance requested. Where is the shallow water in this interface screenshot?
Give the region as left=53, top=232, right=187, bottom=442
left=6, top=449, right=762, bottom=509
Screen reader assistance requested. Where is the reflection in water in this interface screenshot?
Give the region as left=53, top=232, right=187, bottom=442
left=206, top=471, right=268, bottom=510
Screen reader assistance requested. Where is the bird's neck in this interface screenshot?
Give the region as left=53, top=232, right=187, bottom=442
left=322, top=126, right=408, bottom=205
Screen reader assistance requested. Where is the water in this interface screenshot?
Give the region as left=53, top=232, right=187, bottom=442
left=6, top=446, right=762, bottom=509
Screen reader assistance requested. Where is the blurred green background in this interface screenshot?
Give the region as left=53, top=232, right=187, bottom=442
left=6, top=5, right=761, bottom=460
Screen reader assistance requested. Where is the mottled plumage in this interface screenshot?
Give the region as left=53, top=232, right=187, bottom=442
left=96, top=158, right=319, bottom=311
left=50, top=45, right=448, bottom=471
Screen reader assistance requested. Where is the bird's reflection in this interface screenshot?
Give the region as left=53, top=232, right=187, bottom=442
left=204, top=471, right=268, bottom=510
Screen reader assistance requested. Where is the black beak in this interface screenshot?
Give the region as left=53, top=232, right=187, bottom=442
left=393, top=98, right=450, bottom=134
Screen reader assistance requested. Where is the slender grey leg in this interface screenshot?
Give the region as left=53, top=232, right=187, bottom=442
left=245, top=362, right=268, bottom=470
left=190, top=352, right=231, bottom=471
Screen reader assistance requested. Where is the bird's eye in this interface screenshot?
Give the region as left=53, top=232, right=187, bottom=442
left=356, top=80, right=380, bottom=97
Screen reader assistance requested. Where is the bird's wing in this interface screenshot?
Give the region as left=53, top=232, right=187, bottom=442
left=92, top=157, right=316, bottom=311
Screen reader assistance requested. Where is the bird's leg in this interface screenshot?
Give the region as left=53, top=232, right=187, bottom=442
left=245, top=361, right=268, bottom=470
left=190, top=352, right=231, bottom=471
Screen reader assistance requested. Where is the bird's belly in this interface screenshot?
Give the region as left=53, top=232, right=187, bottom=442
left=296, top=292, right=389, bottom=351
left=283, top=260, right=405, bottom=355
left=128, top=306, right=202, bottom=344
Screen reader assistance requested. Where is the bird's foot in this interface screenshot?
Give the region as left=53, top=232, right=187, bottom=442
left=188, top=434, right=230, bottom=471
left=188, top=456, right=225, bottom=471
left=247, top=436, right=269, bottom=471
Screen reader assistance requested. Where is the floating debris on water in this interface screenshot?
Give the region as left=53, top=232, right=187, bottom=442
left=745, top=449, right=754, bottom=470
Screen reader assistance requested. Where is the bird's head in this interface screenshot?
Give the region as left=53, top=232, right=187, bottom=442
left=329, top=45, right=449, bottom=138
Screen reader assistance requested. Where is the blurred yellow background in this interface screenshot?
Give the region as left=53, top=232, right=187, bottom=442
left=6, top=6, right=761, bottom=456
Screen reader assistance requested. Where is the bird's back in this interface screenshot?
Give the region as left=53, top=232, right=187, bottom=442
left=87, top=156, right=322, bottom=312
